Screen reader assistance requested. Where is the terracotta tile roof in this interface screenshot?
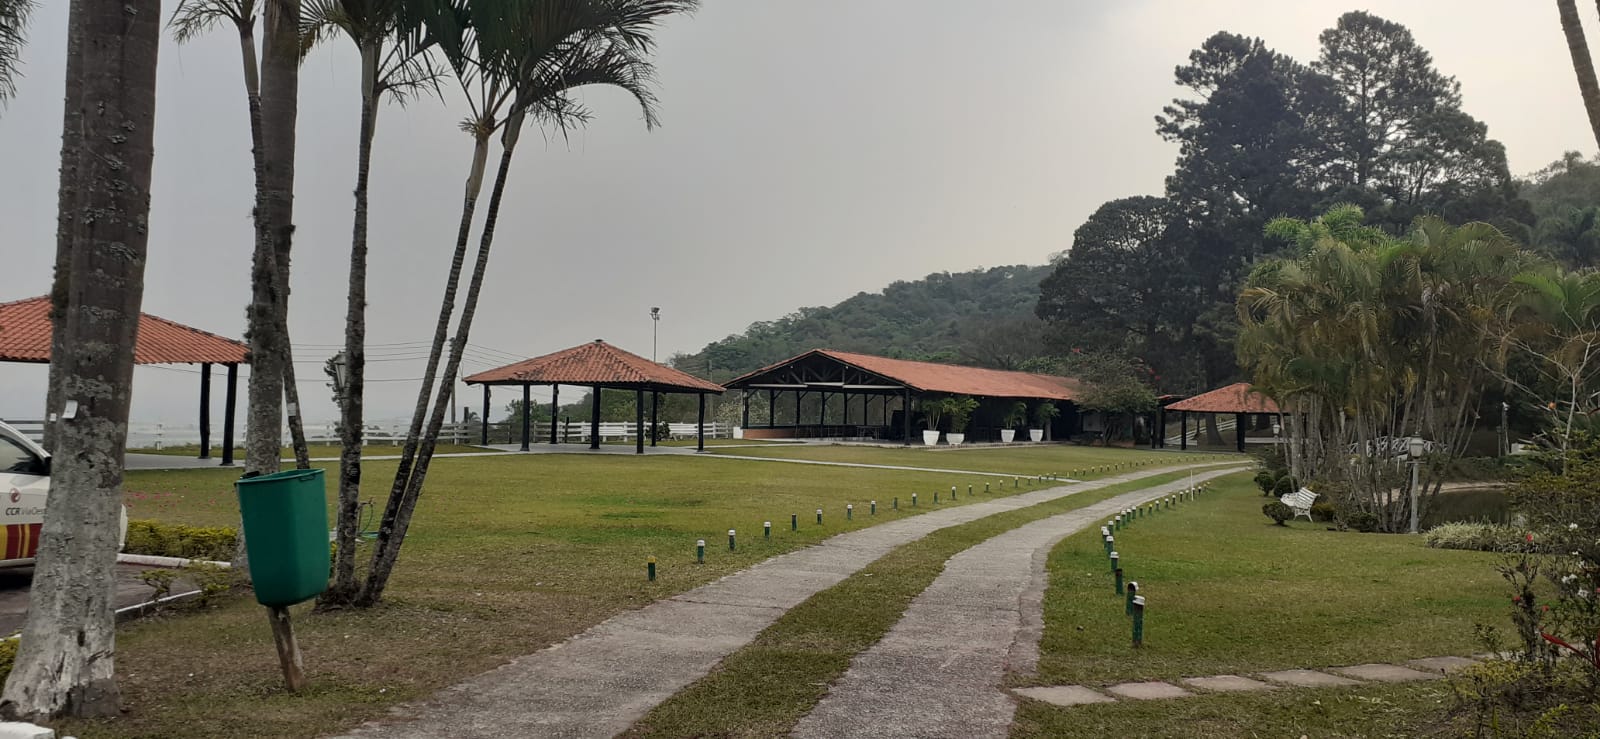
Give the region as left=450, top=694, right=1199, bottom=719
left=0, top=295, right=249, bottom=365
left=1164, top=382, right=1280, bottom=414
left=463, top=340, right=724, bottom=393
left=725, top=349, right=1083, bottom=401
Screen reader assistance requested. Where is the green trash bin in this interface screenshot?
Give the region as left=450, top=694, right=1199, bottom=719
left=235, top=468, right=330, bottom=607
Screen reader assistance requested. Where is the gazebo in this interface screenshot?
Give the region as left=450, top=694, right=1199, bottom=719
left=463, top=339, right=725, bottom=453
left=0, top=295, right=249, bottom=465
left=1160, top=382, right=1281, bottom=452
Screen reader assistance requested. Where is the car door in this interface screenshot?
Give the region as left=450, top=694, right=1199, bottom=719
left=0, top=433, right=49, bottom=564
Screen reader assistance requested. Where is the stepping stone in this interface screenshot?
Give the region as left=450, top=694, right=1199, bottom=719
left=1181, top=674, right=1277, bottom=693
left=1105, top=681, right=1192, bottom=700
left=1329, top=663, right=1440, bottom=683
left=1257, top=669, right=1362, bottom=688
left=1012, top=685, right=1116, bottom=707
left=1406, top=656, right=1479, bottom=675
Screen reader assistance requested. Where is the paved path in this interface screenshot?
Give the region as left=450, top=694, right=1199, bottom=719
left=335, top=462, right=1234, bottom=739
left=791, top=467, right=1245, bottom=739
left=0, top=562, right=181, bottom=636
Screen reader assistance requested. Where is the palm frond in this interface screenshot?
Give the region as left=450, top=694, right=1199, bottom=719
left=168, top=0, right=254, bottom=44
left=0, top=0, right=37, bottom=103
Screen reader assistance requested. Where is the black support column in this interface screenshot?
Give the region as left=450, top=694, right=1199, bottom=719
left=650, top=391, right=659, bottom=447
left=520, top=384, right=531, bottom=451
left=767, top=389, right=775, bottom=428
left=590, top=386, right=602, bottom=450
left=549, top=385, right=560, bottom=443
left=221, top=363, right=238, bottom=466
left=1180, top=411, right=1188, bottom=451
left=481, top=384, right=491, bottom=445
left=1236, top=412, right=1246, bottom=452
left=901, top=388, right=911, bottom=446
left=635, top=389, right=645, bottom=454
left=742, top=392, right=750, bottom=429
left=198, top=362, right=212, bottom=459
left=697, top=393, right=706, bottom=452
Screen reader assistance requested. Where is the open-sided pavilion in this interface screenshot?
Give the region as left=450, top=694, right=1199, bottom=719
left=1161, top=382, right=1282, bottom=452
left=722, top=349, right=1084, bottom=444
left=463, top=340, right=724, bottom=453
left=0, top=295, right=248, bottom=464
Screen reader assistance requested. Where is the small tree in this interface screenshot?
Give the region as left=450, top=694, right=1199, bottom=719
left=917, top=397, right=945, bottom=431
left=1033, top=401, right=1059, bottom=440
left=943, top=396, right=978, bottom=435
left=1004, top=401, right=1028, bottom=429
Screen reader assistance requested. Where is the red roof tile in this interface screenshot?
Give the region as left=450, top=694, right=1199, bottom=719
left=1164, top=382, right=1280, bottom=414
left=725, top=349, right=1083, bottom=401
left=463, top=340, right=724, bottom=393
left=0, top=295, right=249, bottom=365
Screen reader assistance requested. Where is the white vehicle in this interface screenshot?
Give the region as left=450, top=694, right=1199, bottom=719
left=0, top=420, right=128, bottom=567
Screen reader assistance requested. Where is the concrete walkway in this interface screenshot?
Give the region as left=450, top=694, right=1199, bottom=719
left=1011, top=655, right=1481, bottom=708
left=335, top=462, right=1235, bottom=739
left=791, top=467, right=1244, bottom=739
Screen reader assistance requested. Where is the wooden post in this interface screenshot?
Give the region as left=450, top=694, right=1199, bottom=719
left=697, top=393, right=707, bottom=452
left=199, top=362, right=212, bottom=459
left=549, top=385, right=560, bottom=443
left=635, top=389, right=645, bottom=454
left=268, top=605, right=307, bottom=692
left=590, top=385, right=602, bottom=450
left=221, top=363, right=238, bottom=466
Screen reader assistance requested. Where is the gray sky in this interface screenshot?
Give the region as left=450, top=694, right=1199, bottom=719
left=1, top=0, right=1593, bottom=434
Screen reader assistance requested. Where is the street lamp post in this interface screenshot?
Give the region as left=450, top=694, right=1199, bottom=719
left=1407, top=436, right=1425, bottom=534
left=650, top=307, right=660, bottom=362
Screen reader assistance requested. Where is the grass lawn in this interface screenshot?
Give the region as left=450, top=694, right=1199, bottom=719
left=65, top=453, right=1068, bottom=738
left=626, top=468, right=1239, bottom=738
left=710, top=443, right=1219, bottom=477
left=128, top=443, right=496, bottom=459
left=1013, top=473, right=1510, bottom=736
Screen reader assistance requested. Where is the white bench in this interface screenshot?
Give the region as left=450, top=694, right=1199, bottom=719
left=1279, top=487, right=1317, bottom=522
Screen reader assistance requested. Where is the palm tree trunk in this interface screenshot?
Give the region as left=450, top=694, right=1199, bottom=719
left=41, top=0, right=83, bottom=453
left=384, top=125, right=491, bottom=514
left=0, top=0, right=159, bottom=720
left=361, top=113, right=524, bottom=606
left=325, top=40, right=379, bottom=605
left=1560, top=0, right=1600, bottom=151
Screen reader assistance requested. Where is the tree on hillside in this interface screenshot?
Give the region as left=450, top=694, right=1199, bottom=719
left=360, top=0, right=697, bottom=607
left=1558, top=0, right=1600, bottom=150
left=0, top=0, right=33, bottom=106
left=0, top=0, right=160, bottom=719
left=1523, top=153, right=1600, bottom=267
left=1035, top=197, right=1171, bottom=363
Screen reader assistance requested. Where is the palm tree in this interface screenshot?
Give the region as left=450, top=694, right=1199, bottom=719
left=360, top=0, right=696, bottom=606
left=0, top=0, right=33, bottom=105
left=168, top=0, right=314, bottom=473
left=300, top=0, right=441, bottom=604
left=1559, top=0, right=1600, bottom=150
left=0, top=0, right=161, bottom=720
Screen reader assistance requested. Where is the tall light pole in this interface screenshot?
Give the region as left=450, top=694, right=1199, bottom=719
left=1407, top=436, right=1425, bottom=534
left=650, top=307, right=661, bottom=362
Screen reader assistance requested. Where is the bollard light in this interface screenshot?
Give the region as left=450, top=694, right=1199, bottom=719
left=696, top=539, right=705, bottom=564
left=968, top=484, right=973, bottom=498
left=791, top=513, right=798, bottom=532
left=951, top=485, right=957, bottom=501
left=648, top=555, right=657, bottom=581
left=1114, top=567, right=1124, bottom=595
left=1132, top=595, right=1146, bottom=648
left=913, top=493, right=918, bottom=507
left=1104, top=534, right=1114, bottom=555
left=765, top=521, right=772, bottom=539
left=1126, top=581, right=1138, bottom=616
left=729, top=529, right=737, bottom=551
left=934, top=490, right=939, bottom=503
left=870, top=500, right=877, bottom=515
left=985, top=482, right=991, bottom=494
left=1109, top=551, right=1119, bottom=572
left=816, top=508, right=823, bottom=525
left=847, top=504, right=854, bottom=521
left=893, top=497, right=899, bottom=510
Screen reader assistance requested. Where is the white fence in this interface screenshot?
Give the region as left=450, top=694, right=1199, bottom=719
left=305, top=421, right=732, bottom=446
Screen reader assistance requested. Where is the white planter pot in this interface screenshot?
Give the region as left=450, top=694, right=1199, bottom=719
left=922, top=430, right=941, bottom=446
left=1000, top=429, right=1016, bottom=443
left=947, top=433, right=966, bottom=446
left=1029, top=428, right=1044, bottom=442
left=733, top=427, right=744, bottom=440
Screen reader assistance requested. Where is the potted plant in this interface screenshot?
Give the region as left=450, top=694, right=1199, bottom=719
left=943, top=396, right=978, bottom=446
left=917, top=397, right=944, bottom=446
left=1032, top=401, right=1058, bottom=442
left=1001, top=401, right=1028, bottom=443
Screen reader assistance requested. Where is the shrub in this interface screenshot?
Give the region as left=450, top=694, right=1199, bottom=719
left=1310, top=501, right=1337, bottom=522
left=1423, top=522, right=1534, bottom=553
left=1253, top=470, right=1276, bottom=495
left=1262, top=501, right=1294, bottom=526
left=124, top=520, right=238, bottom=562
left=1271, top=475, right=1295, bottom=497
left=1340, top=510, right=1381, bottom=533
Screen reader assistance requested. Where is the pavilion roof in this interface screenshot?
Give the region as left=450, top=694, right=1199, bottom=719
left=724, top=349, right=1083, bottom=401
left=0, top=295, right=249, bottom=365
left=1164, top=382, right=1280, bottom=414
left=463, top=339, right=724, bottom=393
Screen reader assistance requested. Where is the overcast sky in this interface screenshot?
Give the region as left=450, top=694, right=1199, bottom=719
left=1, top=1, right=1594, bottom=435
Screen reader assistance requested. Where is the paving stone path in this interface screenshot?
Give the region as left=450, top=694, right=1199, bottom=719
left=791, top=467, right=1245, bottom=739
left=336, top=462, right=1236, bottom=739
left=1011, top=655, right=1483, bottom=709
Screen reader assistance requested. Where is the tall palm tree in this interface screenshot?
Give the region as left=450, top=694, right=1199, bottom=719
left=1559, top=0, right=1600, bottom=150
left=0, top=0, right=161, bottom=720
left=0, top=0, right=34, bottom=106
left=360, top=0, right=696, bottom=606
left=169, top=0, right=314, bottom=473
left=300, top=0, right=441, bottom=604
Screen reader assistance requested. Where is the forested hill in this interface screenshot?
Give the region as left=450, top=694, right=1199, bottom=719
left=675, top=264, right=1051, bottom=381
